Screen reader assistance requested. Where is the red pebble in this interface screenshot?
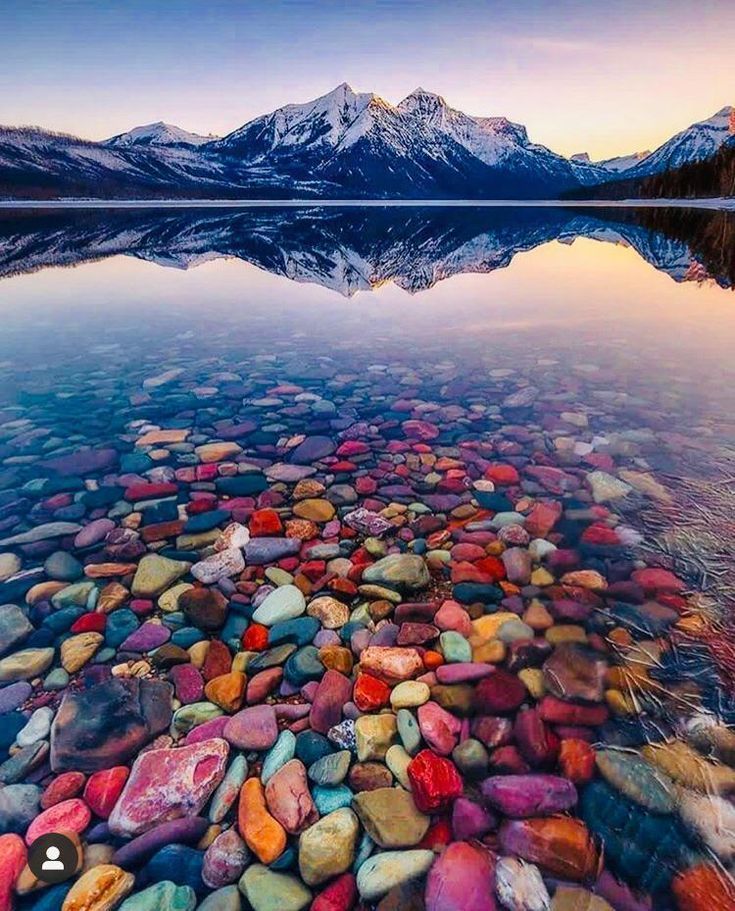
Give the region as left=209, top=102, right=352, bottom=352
left=355, top=476, right=377, bottom=495
left=559, top=739, right=596, bottom=784
left=242, top=623, right=269, bottom=652
left=474, top=670, right=527, bottom=714
left=336, top=441, right=369, bottom=457
left=0, top=833, right=26, bottom=911
left=353, top=673, right=391, bottom=712
left=25, top=798, right=91, bottom=845
left=407, top=749, right=464, bottom=813
left=330, top=460, right=356, bottom=472
left=300, top=560, right=327, bottom=581
left=631, top=567, right=685, bottom=594
left=187, top=498, right=216, bottom=515
left=249, top=508, right=283, bottom=537
left=514, top=707, right=559, bottom=767
left=581, top=524, right=620, bottom=546
left=484, top=463, right=519, bottom=485
left=419, top=818, right=453, bottom=850
left=474, top=555, right=507, bottom=582
left=40, top=772, right=86, bottom=809
left=124, top=481, right=178, bottom=501
left=539, top=695, right=608, bottom=727
left=490, top=745, right=530, bottom=774
left=201, top=639, right=232, bottom=681
left=328, top=577, right=358, bottom=598
left=70, top=613, right=106, bottom=634
left=311, top=872, right=358, bottom=911
left=84, top=767, right=129, bottom=818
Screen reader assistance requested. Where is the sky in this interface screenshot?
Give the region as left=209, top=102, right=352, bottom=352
left=1, top=0, right=733, bottom=159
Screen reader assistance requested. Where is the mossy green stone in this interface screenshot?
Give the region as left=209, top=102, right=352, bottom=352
left=239, top=865, right=311, bottom=911
left=119, top=882, right=196, bottom=911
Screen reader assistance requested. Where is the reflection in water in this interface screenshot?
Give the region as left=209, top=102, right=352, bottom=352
left=0, top=204, right=733, bottom=293
left=1, top=206, right=735, bottom=909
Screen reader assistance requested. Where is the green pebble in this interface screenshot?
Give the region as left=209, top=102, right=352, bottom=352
left=397, top=708, right=422, bottom=755
left=172, top=702, right=223, bottom=733
left=265, top=567, right=294, bottom=586
left=308, top=750, right=351, bottom=786
left=118, top=881, right=196, bottom=911
left=439, top=630, right=472, bottom=663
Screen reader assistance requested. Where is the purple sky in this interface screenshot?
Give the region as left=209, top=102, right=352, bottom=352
left=1, top=0, right=733, bottom=158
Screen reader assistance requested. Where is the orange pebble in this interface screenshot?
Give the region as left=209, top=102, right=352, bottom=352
left=237, top=778, right=286, bottom=865
left=558, top=739, right=596, bottom=784
left=423, top=650, right=444, bottom=670
left=672, top=863, right=735, bottom=911
left=607, top=627, right=633, bottom=646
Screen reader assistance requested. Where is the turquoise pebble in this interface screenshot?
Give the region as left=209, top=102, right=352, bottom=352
left=261, top=730, right=297, bottom=784
left=313, top=784, right=353, bottom=815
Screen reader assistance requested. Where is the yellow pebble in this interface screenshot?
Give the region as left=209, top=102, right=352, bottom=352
left=519, top=668, right=545, bottom=699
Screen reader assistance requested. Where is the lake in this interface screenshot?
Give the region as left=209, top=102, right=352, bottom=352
left=1, top=204, right=735, bottom=910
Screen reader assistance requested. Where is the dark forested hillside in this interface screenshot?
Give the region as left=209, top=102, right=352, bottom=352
left=569, top=140, right=735, bottom=200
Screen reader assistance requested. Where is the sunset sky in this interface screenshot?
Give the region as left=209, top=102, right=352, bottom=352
left=2, top=0, right=733, bottom=160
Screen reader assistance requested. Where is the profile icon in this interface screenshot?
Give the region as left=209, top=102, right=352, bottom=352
left=28, top=832, right=79, bottom=884
left=42, top=844, right=65, bottom=871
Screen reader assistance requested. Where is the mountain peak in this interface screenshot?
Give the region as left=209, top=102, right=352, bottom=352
left=105, top=121, right=215, bottom=147
left=399, top=87, right=447, bottom=109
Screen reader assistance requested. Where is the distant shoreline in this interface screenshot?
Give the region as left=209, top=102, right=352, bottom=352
left=0, top=198, right=733, bottom=210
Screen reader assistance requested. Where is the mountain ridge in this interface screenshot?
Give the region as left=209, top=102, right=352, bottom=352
left=0, top=86, right=732, bottom=200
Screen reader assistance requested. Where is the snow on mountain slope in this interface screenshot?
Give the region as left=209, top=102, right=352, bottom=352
left=396, top=88, right=531, bottom=166
left=1, top=91, right=732, bottom=200
left=214, top=83, right=374, bottom=159
left=215, top=83, right=599, bottom=197
left=571, top=150, right=651, bottom=173
left=626, top=106, right=734, bottom=177
left=105, top=122, right=216, bottom=148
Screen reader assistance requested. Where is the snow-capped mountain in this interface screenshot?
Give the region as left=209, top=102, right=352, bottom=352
left=213, top=83, right=607, bottom=197
left=0, top=88, right=732, bottom=200
left=571, top=150, right=651, bottom=173
left=624, top=106, right=734, bottom=178
left=105, top=122, right=217, bottom=148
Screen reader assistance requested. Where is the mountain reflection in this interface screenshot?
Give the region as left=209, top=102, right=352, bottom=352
left=0, top=205, right=732, bottom=293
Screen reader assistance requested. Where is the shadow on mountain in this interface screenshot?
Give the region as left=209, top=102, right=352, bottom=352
left=0, top=204, right=732, bottom=294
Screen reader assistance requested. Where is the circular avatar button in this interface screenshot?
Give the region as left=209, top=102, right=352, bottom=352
left=28, top=832, right=79, bottom=884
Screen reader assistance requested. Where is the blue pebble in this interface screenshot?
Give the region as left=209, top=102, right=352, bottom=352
left=105, top=609, right=139, bottom=648
left=352, top=831, right=375, bottom=872
left=0, top=712, right=26, bottom=750
left=26, top=628, right=56, bottom=649
left=269, top=617, right=320, bottom=648
left=171, top=626, right=205, bottom=649
left=313, top=784, right=354, bottom=815
left=284, top=645, right=323, bottom=686
left=42, top=607, right=84, bottom=634
left=295, top=731, right=334, bottom=766
left=183, top=509, right=229, bottom=533
left=120, top=452, right=153, bottom=473
left=269, top=845, right=298, bottom=871
left=261, top=730, right=297, bottom=783
left=221, top=613, right=248, bottom=643
left=27, top=883, right=71, bottom=910
left=144, top=845, right=205, bottom=895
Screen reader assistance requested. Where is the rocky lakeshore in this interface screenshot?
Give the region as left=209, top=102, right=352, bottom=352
left=0, top=352, right=734, bottom=911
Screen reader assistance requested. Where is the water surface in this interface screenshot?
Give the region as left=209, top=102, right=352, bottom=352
left=1, top=205, right=735, bottom=909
